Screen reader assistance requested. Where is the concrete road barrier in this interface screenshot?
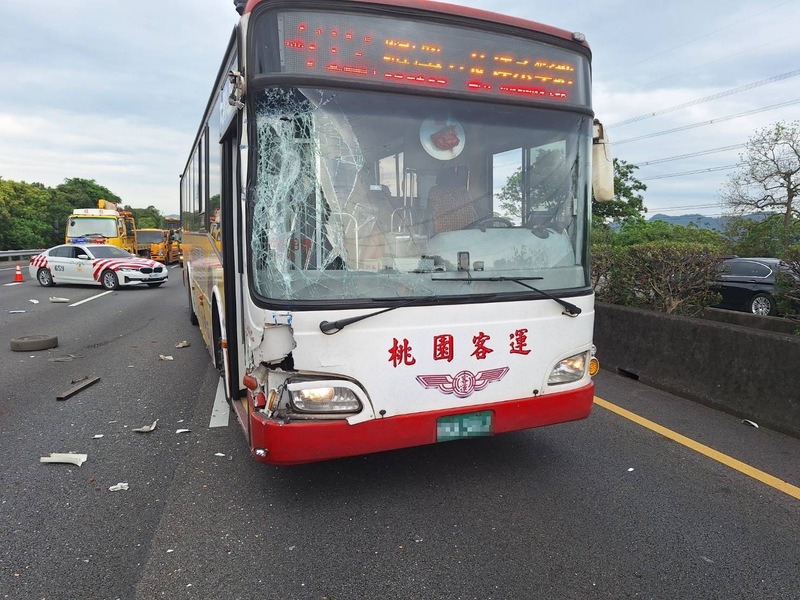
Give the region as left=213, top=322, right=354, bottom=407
left=594, top=302, right=800, bottom=438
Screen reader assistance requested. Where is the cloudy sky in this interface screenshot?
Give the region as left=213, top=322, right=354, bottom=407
left=1, top=0, right=798, bottom=218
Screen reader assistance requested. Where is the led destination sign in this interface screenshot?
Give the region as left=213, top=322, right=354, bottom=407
left=262, top=10, right=589, bottom=106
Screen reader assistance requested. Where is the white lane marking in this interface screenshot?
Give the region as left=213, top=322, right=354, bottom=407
left=209, top=378, right=230, bottom=428
left=2, top=282, right=24, bottom=287
left=69, top=290, right=114, bottom=307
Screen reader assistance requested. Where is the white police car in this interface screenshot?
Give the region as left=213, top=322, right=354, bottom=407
left=29, top=243, right=168, bottom=290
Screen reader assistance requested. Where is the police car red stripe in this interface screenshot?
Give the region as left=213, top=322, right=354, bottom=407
left=30, top=254, right=48, bottom=268
left=91, top=259, right=160, bottom=281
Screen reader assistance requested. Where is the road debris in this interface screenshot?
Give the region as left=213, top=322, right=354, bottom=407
left=49, top=297, right=71, bottom=303
left=11, top=334, right=59, bottom=352
left=48, top=354, right=76, bottom=362
left=57, top=376, right=100, bottom=401
left=8, top=310, right=25, bottom=314
left=159, top=354, right=174, bottom=361
left=29, top=299, right=40, bottom=304
left=108, top=483, right=129, bottom=492
left=40, top=452, right=88, bottom=466
left=175, top=428, right=191, bottom=434
left=742, top=419, right=759, bottom=428
left=175, top=340, right=190, bottom=348
left=93, top=434, right=104, bottom=439
left=133, top=419, right=159, bottom=433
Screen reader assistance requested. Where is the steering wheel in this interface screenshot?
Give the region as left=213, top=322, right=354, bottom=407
left=468, top=217, right=514, bottom=230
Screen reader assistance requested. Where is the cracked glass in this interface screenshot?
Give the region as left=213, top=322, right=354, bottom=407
left=249, top=86, right=592, bottom=303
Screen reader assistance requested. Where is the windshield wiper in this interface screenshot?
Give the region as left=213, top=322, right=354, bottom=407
left=319, top=296, right=442, bottom=335
left=430, top=275, right=581, bottom=317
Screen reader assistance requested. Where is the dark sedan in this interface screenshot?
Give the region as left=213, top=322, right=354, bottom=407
left=713, top=257, right=800, bottom=316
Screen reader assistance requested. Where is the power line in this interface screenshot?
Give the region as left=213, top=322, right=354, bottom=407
left=608, top=69, right=800, bottom=128
left=641, top=34, right=793, bottom=88
left=635, top=144, right=745, bottom=166
left=614, top=98, right=800, bottom=145
left=601, top=0, right=795, bottom=79
left=640, top=164, right=744, bottom=181
left=648, top=203, right=725, bottom=212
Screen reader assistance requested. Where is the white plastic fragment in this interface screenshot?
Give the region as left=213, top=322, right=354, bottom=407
left=159, top=354, right=174, bottom=361
left=8, top=310, right=25, bottom=314
left=108, top=482, right=129, bottom=492
left=29, top=299, right=40, bottom=304
left=627, top=468, right=635, bottom=472
left=175, top=340, right=190, bottom=348
left=742, top=419, right=759, bottom=428
left=214, top=452, right=226, bottom=457
left=49, top=297, right=70, bottom=303
left=40, top=452, right=88, bottom=466
left=133, top=419, right=158, bottom=433
left=175, top=428, right=190, bottom=434
left=48, top=355, right=76, bottom=362
left=93, top=434, right=104, bottom=439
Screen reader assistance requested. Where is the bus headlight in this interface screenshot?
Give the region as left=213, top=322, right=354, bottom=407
left=548, top=352, right=588, bottom=385
left=287, top=378, right=363, bottom=413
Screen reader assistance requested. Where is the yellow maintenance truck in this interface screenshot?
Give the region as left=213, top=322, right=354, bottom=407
left=65, top=199, right=137, bottom=254
left=135, top=228, right=180, bottom=264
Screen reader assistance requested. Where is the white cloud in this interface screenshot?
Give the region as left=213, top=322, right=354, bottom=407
left=0, top=0, right=798, bottom=218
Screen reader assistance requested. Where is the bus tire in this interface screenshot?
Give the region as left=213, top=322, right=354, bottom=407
left=188, top=287, right=199, bottom=326
left=212, top=308, right=224, bottom=373
left=11, top=334, right=59, bottom=352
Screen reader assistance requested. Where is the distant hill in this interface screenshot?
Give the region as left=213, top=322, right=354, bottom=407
left=648, top=212, right=770, bottom=231
left=648, top=213, right=726, bottom=230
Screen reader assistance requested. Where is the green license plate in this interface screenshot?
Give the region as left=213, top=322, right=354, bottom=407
left=437, top=411, right=493, bottom=442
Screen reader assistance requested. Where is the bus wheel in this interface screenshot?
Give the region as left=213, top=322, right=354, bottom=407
left=212, top=311, right=224, bottom=374
left=11, top=334, right=59, bottom=352
left=100, top=270, right=119, bottom=290
left=188, top=286, right=199, bottom=326
left=37, top=268, right=55, bottom=287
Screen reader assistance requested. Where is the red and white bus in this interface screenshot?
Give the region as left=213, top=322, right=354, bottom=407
left=180, top=0, right=613, bottom=465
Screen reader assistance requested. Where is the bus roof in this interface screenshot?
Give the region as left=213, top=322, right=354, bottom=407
left=242, top=0, right=588, bottom=48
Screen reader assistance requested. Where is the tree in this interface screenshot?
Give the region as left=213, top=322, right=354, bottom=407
left=51, top=178, right=122, bottom=210
left=497, top=155, right=646, bottom=225
left=0, top=180, right=55, bottom=249
left=723, top=213, right=800, bottom=258
left=126, top=205, right=162, bottom=229
left=722, top=120, right=800, bottom=252
left=496, top=148, right=567, bottom=220
left=593, top=158, right=647, bottom=225
left=612, top=219, right=727, bottom=249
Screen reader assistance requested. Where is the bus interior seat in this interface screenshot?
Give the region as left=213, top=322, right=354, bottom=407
left=428, top=166, right=477, bottom=233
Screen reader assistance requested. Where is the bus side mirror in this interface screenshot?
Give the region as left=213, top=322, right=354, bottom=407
left=591, top=119, right=614, bottom=202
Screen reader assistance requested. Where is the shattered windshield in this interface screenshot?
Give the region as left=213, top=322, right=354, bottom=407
left=249, top=87, right=592, bottom=304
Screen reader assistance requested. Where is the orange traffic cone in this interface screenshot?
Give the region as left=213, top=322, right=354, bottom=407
left=14, top=264, right=24, bottom=282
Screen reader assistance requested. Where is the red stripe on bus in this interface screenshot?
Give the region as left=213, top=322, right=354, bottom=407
left=247, top=382, right=594, bottom=466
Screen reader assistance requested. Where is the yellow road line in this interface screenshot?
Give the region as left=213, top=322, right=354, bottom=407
left=594, top=396, right=800, bottom=501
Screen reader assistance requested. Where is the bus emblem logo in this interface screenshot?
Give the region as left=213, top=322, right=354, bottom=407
left=416, top=367, right=509, bottom=398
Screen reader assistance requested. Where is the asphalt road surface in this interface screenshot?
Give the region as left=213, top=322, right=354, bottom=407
left=1, top=266, right=798, bottom=600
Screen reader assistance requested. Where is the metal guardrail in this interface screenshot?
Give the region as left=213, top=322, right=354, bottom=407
left=0, top=249, right=40, bottom=262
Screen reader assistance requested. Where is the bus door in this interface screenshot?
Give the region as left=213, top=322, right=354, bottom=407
left=220, top=118, right=246, bottom=419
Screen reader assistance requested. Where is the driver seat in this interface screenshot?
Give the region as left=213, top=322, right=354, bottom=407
left=428, top=167, right=477, bottom=233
